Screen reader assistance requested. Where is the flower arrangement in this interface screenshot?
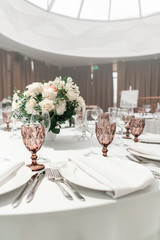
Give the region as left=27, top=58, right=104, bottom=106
left=12, top=77, right=85, bottom=134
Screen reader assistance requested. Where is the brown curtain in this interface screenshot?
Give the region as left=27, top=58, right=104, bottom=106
left=117, top=59, right=160, bottom=106
left=0, top=50, right=59, bottom=100
left=33, top=61, right=59, bottom=83
left=93, top=64, right=113, bottom=112
left=0, top=50, right=13, bottom=100
left=61, top=63, right=113, bottom=112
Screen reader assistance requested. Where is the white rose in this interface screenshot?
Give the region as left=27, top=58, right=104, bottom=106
left=43, top=82, right=50, bottom=87
left=53, top=77, right=61, bottom=86
left=48, top=81, right=54, bottom=85
left=13, top=92, right=18, bottom=100
left=65, top=82, right=73, bottom=91
left=25, top=98, right=37, bottom=114
left=24, top=91, right=36, bottom=98
left=67, top=77, right=73, bottom=83
left=42, top=88, right=57, bottom=100
left=24, top=90, right=30, bottom=97
left=74, top=85, right=80, bottom=94
left=66, top=90, right=79, bottom=101
left=56, top=101, right=66, bottom=115
left=26, top=82, right=43, bottom=94
left=77, top=96, right=85, bottom=110
left=39, top=99, right=55, bottom=112
left=58, top=80, right=65, bottom=89
left=12, top=98, right=22, bottom=111
left=43, top=81, right=53, bottom=87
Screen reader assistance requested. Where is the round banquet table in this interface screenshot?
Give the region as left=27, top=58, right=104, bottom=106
left=0, top=128, right=160, bottom=240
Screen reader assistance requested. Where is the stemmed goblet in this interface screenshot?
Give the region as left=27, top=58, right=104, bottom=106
left=91, top=107, right=103, bottom=120
left=129, top=117, right=145, bottom=142
left=96, top=114, right=116, bottom=157
left=31, top=109, right=51, bottom=163
left=143, top=104, right=151, bottom=115
left=31, top=109, right=50, bottom=132
left=123, top=115, right=135, bottom=139
left=74, top=110, right=88, bottom=141
left=108, top=107, right=118, bottom=122
left=115, top=108, right=128, bottom=146
left=84, top=109, right=100, bottom=157
left=2, top=106, right=12, bottom=131
left=21, top=123, right=45, bottom=171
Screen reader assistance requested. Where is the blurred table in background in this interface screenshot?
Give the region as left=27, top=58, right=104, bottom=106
left=134, top=113, right=160, bottom=134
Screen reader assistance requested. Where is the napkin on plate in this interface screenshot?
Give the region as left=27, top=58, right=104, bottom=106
left=139, top=134, right=160, bottom=143
left=69, top=155, right=154, bottom=198
left=0, top=158, right=25, bottom=186
left=128, top=143, right=160, bottom=158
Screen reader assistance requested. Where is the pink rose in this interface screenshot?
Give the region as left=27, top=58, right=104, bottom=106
left=44, top=85, right=57, bottom=92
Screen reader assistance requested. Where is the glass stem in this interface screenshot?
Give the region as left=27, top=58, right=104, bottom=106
left=12, top=119, right=17, bottom=133
left=82, top=124, right=86, bottom=137
left=90, top=133, right=94, bottom=153
left=120, top=127, right=123, bottom=144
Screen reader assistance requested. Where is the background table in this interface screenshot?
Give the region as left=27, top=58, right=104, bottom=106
left=0, top=128, right=160, bottom=240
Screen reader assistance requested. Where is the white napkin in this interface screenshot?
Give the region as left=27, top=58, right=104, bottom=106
left=128, top=143, right=160, bottom=158
left=69, top=155, right=154, bottom=198
left=139, top=134, right=160, bottom=143
left=0, top=158, right=25, bottom=186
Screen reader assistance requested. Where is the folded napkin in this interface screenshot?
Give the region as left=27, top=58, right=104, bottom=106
left=128, top=143, right=160, bottom=158
left=0, top=158, right=25, bottom=186
left=139, top=134, right=160, bottom=143
left=69, top=155, right=154, bottom=198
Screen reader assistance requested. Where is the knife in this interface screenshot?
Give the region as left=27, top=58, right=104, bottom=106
left=12, top=172, right=39, bottom=208
left=26, top=170, right=45, bottom=203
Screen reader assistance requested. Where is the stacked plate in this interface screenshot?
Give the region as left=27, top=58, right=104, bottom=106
left=139, top=133, right=160, bottom=144
left=127, top=142, right=160, bottom=161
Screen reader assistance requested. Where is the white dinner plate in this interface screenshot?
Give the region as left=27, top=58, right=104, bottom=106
left=60, top=161, right=112, bottom=191
left=127, top=148, right=160, bottom=161
left=139, top=135, right=160, bottom=144
left=0, top=165, right=32, bottom=195
left=139, top=139, right=160, bottom=144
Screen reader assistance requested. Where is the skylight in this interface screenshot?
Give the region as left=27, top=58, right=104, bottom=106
left=26, top=0, right=160, bottom=21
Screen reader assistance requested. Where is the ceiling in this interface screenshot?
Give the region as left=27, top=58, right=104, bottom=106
left=26, top=0, right=160, bottom=22
left=0, top=32, right=160, bottom=67
left=0, top=0, right=160, bottom=67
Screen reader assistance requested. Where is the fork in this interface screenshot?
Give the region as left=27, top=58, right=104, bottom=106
left=54, top=169, right=85, bottom=201
left=126, top=155, right=160, bottom=179
left=45, top=168, right=73, bottom=200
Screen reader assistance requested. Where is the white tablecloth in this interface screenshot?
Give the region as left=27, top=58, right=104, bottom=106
left=134, top=113, right=160, bottom=134
left=0, top=128, right=160, bottom=240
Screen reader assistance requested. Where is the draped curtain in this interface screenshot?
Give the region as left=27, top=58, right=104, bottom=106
left=61, top=63, right=113, bottom=112
left=0, top=48, right=113, bottom=111
left=117, top=60, right=160, bottom=106
left=0, top=49, right=13, bottom=100
left=0, top=49, right=59, bottom=100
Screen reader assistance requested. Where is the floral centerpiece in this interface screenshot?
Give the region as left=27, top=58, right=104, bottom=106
left=12, top=77, right=85, bottom=134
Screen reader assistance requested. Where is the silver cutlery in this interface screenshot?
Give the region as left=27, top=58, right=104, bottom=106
left=127, top=148, right=160, bottom=167
left=45, top=168, right=73, bottom=200
left=131, top=155, right=160, bottom=167
left=12, top=172, right=39, bottom=208
left=126, top=155, right=160, bottom=179
left=54, top=169, right=85, bottom=201
left=26, top=170, right=45, bottom=203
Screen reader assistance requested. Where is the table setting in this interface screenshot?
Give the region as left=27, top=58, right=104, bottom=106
left=0, top=80, right=160, bottom=240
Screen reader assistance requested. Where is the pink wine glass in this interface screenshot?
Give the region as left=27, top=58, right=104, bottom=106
left=129, top=118, right=145, bottom=142
left=21, top=124, right=45, bottom=171
left=96, top=120, right=116, bottom=157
